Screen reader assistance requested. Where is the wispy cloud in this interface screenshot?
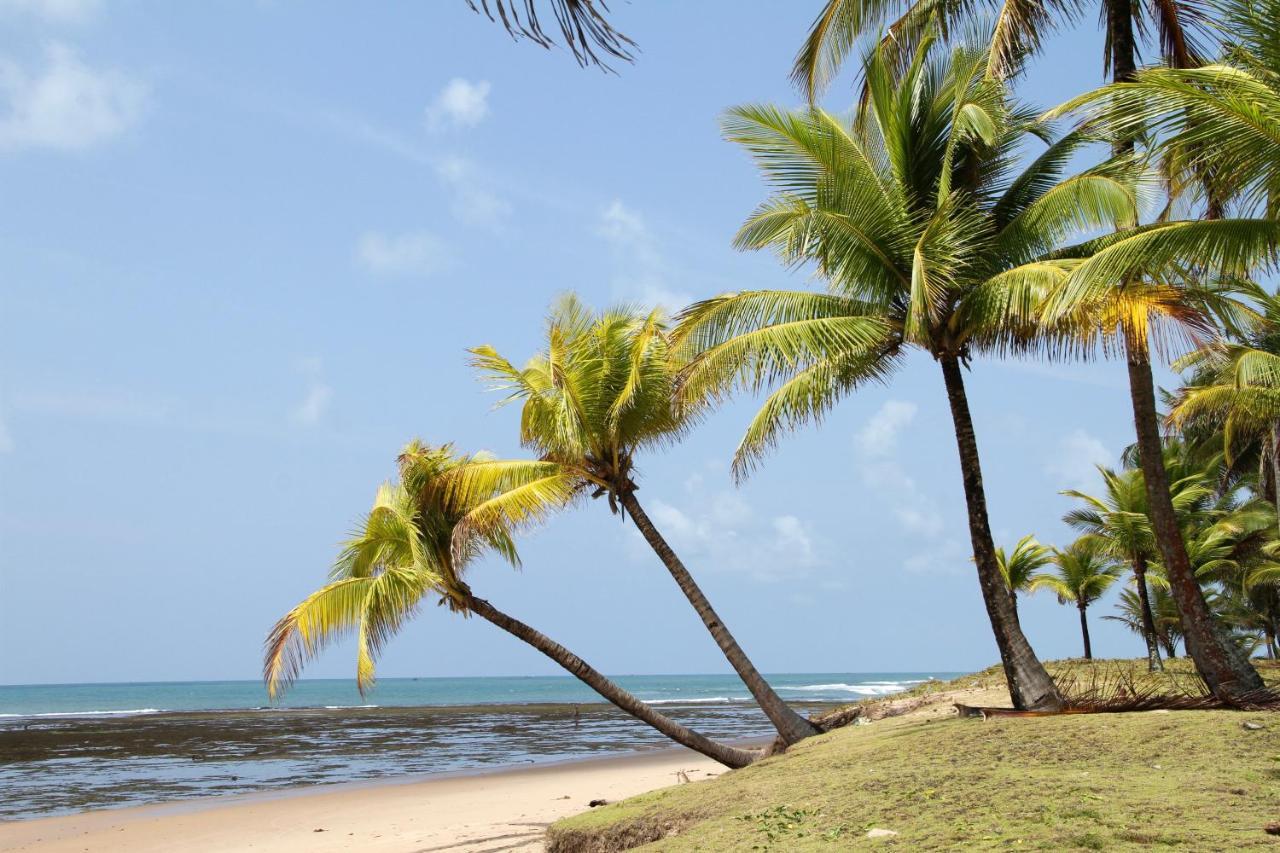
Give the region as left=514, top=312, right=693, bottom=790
left=855, top=399, right=962, bottom=573
left=425, top=78, right=490, bottom=131
left=292, top=357, right=332, bottom=427
left=595, top=199, right=692, bottom=311
left=1045, top=428, right=1110, bottom=491
left=855, top=399, right=916, bottom=458
left=436, top=156, right=512, bottom=230
left=0, top=42, right=146, bottom=152
left=356, top=230, right=453, bottom=277
left=0, top=0, right=99, bottom=23
left=628, top=479, right=823, bottom=584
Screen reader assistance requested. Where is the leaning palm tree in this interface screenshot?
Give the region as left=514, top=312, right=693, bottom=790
left=1033, top=537, right=1123, bottom=658
left=995, top=535, right=1053, bottom=623
left=669, top=31, right=1160, bottom=711
left=445, top=295, right=821, bottom=745
left=264, top=442, right=758, bottom=769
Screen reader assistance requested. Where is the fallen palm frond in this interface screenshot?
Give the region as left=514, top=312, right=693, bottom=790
left=956, top=660, right=1280, bottom=716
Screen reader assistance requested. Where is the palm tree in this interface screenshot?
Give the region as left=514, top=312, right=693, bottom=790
left=1107, top=584, right=1185, bottom=658
left=1061, top=464, right=1215, bottom=670
left=264, top=442, right=758, bottom=769
left=463, top=0, right=635, bottom=69
left=795, top=0, right=1279, bottom=709
left=1032, top=537, right=1123, bottom=658
left=667, top=31, right=1162, bottom=711
left=444, top=295, right=821, bottom=745
left=1059, top=0, right=1280, bottom=218
left=995, top=535, right=1053, bottom=624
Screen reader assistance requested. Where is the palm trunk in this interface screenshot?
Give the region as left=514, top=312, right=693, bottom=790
left=618, top=490, right=821, bottom=745
left=1132, top=556, right=1164, bottom=672
left=1079, top=604, right=1093, bottom=660
left=1162, top=635, right=1178, bottom=659
left=464, top=594, right=758, bottom=768
left=939, top=356, right=1064, bottom=711
left=1009, top=588, right=1021, bottom=628
left=1124, top=348, right=1265, bottom=698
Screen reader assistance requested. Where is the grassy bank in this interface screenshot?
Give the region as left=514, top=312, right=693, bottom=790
left=547, top=659, right=1280, bottom=851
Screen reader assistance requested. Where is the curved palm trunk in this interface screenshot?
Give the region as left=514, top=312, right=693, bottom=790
left=618, top=490, right=821, bottom=745
left=464, top=594, right=758, bottom=768
left=1125, top=350, right=1265, bottom=698
left=939, top=356, right=1064, bottom=711
left=1078, top=604, right=1093, bottom=660
left=1132, top=556, right=1164, bottom=672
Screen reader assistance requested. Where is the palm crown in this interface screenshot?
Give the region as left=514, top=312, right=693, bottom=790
left=264, top=443, right=518, bottom=698
left=674, top=33, right=1141, bottom=477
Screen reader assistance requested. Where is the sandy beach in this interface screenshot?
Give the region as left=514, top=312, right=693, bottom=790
left=0, top=748, right=723, bottom=852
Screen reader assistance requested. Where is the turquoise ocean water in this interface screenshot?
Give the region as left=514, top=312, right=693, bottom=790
left=0, top=673, right=955, bottom=820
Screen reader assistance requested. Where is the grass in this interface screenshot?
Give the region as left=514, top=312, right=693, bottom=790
left=546, top=659, right=1280, bottom=851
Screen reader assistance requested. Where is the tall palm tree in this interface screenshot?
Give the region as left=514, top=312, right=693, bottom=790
left=264, top=442, right=758, bottom=769
left=668, top=31, right=1162, bottom=710
left=795, top=0, right=1278, bottom=707
left=444, top=296, right=821, bottom=745
left=995, top=535, right=1053, bottom=623
left=1033, top=537, right=1123, bottom=658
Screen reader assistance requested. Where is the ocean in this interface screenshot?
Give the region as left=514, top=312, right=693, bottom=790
left=0, top=673, right=955, bottom=820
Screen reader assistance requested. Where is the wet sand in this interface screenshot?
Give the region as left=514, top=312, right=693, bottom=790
left=0, top=747, right=725, bottom=852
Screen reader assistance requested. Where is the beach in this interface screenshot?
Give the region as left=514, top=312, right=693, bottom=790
left=0, top=747, right=723, bottom=852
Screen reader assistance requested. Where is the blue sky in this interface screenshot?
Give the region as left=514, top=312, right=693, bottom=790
left=0, top=1, right=1180, bottom=686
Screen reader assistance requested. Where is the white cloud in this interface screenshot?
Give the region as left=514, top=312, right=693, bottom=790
left=595, top=200, right=692, bottom=311
left=903, top=538, right=969, bottom=576
left=1045, top=428, right=1110, bottom=491
left=855, top=399, right=952, bottom=545
left=435, top=156, right=512, bottom=230
left=855, top=400, right=917, bottom=457
left=631, top=481, right=823, bottom=584
left=425, top=78, right=490, bottom=130
left=13, top=388, right=173, bottom=423
left=0, top=42, right=146, bottom=152
left=356, top=230, right=452, bottom=277
left=0, top=0, right=99, bottom=23
left=292, top=357, right=332, bottom=427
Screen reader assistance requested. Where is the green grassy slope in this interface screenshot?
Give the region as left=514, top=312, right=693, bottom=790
left=548, top=660, right=1280, bottom=851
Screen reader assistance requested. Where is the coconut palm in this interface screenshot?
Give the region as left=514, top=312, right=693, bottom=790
left=1107, top=584, right=1185, bottom=658
left=995, top=535, right=1053, bottom=623
left=443, top=295, right=821, bottom=745
left=1167, top=288, right=1280, bottom=522
left=1032, top=537, right=1123, bottom=658
left=264, top=442, right=758, bottom=769
left=667, top=30, right=1164, bottom=710
left=1057, top=0, right=1280, bottom=218
left=1061, top=464, right=1216, bottom=669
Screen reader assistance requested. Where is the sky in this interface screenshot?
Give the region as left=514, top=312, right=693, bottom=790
left=0, top=1, right=1188, bottom=686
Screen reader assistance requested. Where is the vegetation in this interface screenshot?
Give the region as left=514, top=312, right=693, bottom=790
left=263, top=443, right=757, bottom=768
left=448, top=295, right=819, bottom=744
left=547, top=661, right=1280, bottom=852
left=1033, top=539, right=1123, bottom=659
left=268, top=0, right=1280, bottom=826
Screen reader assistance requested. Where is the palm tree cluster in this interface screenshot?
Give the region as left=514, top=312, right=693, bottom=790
left=266, top=0, right=1280, bottom=767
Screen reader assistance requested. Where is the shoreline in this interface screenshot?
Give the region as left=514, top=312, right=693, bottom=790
left=0, top=744, right=733, bottom=852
